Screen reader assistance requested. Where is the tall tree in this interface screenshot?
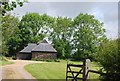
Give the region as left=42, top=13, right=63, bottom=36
left=72, top=13, right=108, bottom=60
left=1, top=0, right=26, bottom=56
left=2, top=14, right=20, bottom=56
left=19, top=13, right=44, bottom=44
left=49, top=17, right=73, bottom=58
left=19, top=13, right=55, bottom=45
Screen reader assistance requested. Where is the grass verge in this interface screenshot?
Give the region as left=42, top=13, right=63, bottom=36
left=25, top=60, right=102, bottom=80
left=0, top=61, right=14, bottom=66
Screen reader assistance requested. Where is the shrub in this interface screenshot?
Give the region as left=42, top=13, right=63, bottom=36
left=0, top=56, right=7, bottom=61
left=31, top=58, right=59, bottom=62
left=12, top=55, right=16, bottom=60
left=96, top=39, right=120, bottom=80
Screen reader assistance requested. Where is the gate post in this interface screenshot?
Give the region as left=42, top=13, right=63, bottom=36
left=83, top=59, right=91, bottom=81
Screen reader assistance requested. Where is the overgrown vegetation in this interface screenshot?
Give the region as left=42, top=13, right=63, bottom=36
left=0, top=56, right=7, bottom=61
left=0, top=61, right=14, bottom=66
left=0, top=56, right=14, bottom=66
left=96, top=39, right=120, bottom=80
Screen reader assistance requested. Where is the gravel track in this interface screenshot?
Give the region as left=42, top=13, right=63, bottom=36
left=1, top=60, right=44, bottom=81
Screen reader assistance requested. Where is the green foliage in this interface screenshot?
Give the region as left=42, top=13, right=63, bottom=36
left=0, top=61, right=14, bottom=66
left=2, top=13, right=108, bottom=60
left=2, top=13, right=55, bottom=56
left=19, top=13, right=44, bottom=43
left=0, top=56, right=7, bottom=61
left=96, top=39, right=120, bottom=80
left=12, top=55, right=16, bottom=60
left=2, top=14, right=20, bottom=56
left=19, top=13, right=54, bottom=43
left=72, top=13, right=108, bottom=60
left=0, top=0, right=27, bottom=16
left=49, top=17, right=73, bottom=58
left=6, top=35, right=23, bottom=56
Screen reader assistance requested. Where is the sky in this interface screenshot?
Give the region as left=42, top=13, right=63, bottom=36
left=10, top=0, right=119, bottom=40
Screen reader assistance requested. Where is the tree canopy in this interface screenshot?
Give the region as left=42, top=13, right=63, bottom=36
left=0, top=0, right=27, bottom=16
left=2, top=14, right=20, bottom=56
left=1, top=0, right=26, bottom=55
left=72, top=13, right=108, bottom=60
left=2, top=13, right=108, bottom=60
left=49, top=17, right=73, bottom=58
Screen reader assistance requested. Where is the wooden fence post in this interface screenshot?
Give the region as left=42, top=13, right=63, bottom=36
left=83, top=59, right=91, bottom=81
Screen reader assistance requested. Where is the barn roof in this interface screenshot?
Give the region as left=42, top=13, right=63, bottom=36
left=19, top=40, right=57, bottom=53
left=32, top=43, right=57, bottom=53
left=20, top=43, right=37, bottom=53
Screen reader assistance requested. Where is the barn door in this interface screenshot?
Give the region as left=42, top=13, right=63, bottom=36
left=20, top=53, right=32, bottom=60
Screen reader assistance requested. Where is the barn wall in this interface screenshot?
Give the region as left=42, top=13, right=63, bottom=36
left=16, top=52, right=22, bottom=59
left=32, top=51, right=57, bottom=59
left=16, top=52, right=32, bottom=60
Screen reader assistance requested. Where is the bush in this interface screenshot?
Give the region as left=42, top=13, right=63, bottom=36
left=12, top=55, right=16, bottom=60
left=96, top=39, right=120, bottom=80
left=0, top=56, right=7, bottom=61
left=31, top=58, right=60, bottom=62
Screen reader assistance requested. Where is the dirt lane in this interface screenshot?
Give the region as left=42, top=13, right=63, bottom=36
left=1, top=60, right=44, bottom=80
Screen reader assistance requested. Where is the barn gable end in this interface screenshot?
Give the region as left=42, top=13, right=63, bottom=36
left=32, top=40, right=57, bottom=59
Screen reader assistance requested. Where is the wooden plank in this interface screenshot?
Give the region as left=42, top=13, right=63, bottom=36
left=74, top=68, right=83, bottom=78
left=66, top=59, right=107, bottom=81
left=66, top=63, right=84, bottom=81
left=68, top=66, right=75, bottom=78
left=67, top=64, right=83, bottom=67
left=83, top=59, right=91, bottom=81
left=67, top=71, right=83, bottom=74
left=89, top=70, right=106, bottom=75
left=66, top=62, right=68, bottom=81
left=67, top=76, right=83, bottom=79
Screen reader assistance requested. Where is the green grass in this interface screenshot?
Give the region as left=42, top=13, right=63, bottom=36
left=25, top=60, right=102, bottom=80
left=0, top=61, right=14, bottom=66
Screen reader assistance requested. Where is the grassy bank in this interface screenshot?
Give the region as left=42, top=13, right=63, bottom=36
left=25, top=60, right=102, bottom=80
left=0, top=61, right=14, bottom=66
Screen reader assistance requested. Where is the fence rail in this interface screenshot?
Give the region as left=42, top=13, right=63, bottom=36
left=89, top=70, right=106, bottom=75
left=66, top=59, right=106, bottom=81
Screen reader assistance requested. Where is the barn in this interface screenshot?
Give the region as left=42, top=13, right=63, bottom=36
left=16, top=40, right=57, bottom=60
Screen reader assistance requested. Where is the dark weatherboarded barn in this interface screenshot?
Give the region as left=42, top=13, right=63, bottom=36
left=16, top=40, right=57, bottom=60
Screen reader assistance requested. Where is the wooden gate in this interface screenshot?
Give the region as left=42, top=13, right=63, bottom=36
left=66, top=59, right=91, bottom=81
left=66, top=59, right=106, bottom=81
